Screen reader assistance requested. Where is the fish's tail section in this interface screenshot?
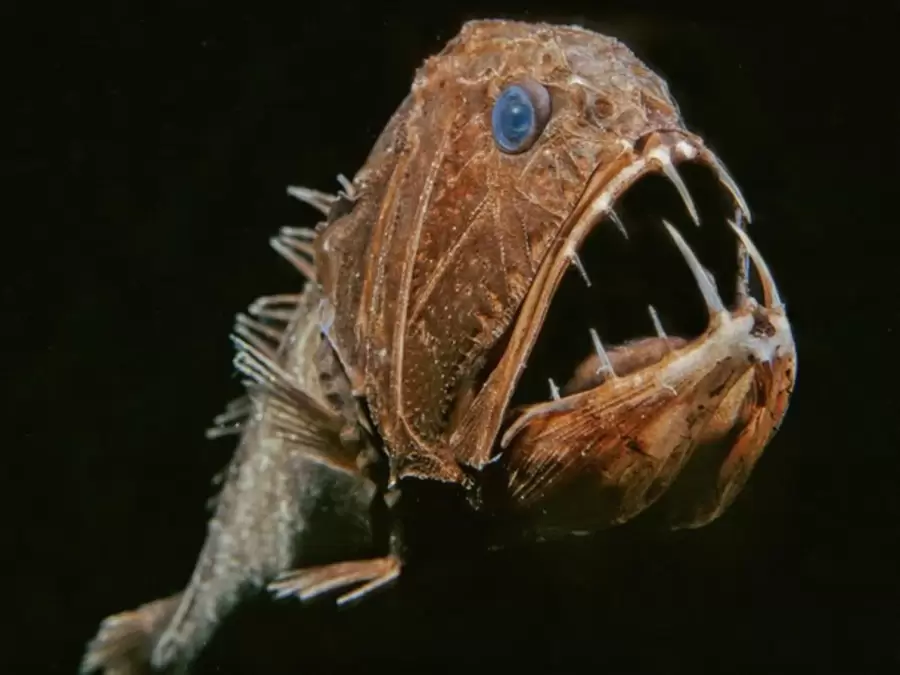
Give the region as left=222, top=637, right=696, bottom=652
left=80, top=593, right=181, bottom=675
left=81, top=283, right=380, bottom=674
left=144, top=421, right=303, bottom=671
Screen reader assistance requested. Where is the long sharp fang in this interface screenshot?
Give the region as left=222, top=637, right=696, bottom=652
left=568, top=248, right=592, bottom=287
left=661, top=220, right=727, bottom=316
left=608, top=208, right=629, bottom=239
left=706, top=153, right=752, bottom=224
left=727, top=219, right=784, bottom=311
left=548, top=378, right=561, bottom=400
left=286, top=185, right=337, bottom=216
left=589, top=328, right=616, bottom=377
left=647, top=304, right=668, bottom=341
left=660, top=156, right=700, bottom=226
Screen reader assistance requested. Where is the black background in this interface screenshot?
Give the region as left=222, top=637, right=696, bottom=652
left=10, top=2, right=899, bottom=673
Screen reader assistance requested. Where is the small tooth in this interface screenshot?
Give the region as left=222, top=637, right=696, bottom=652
left=589, top=328, right=616, bottom=377
left=661, top=220, right=727, bottom=316
left=568, top=248, right=592, bottom=287
left=647, top=304, right=669, bottom=341
left=608, top=208, right=629, bottom=239
left=727, top=219, right=784, bottom=311
left=548, top=378, right=561, bottom=400
left=706, top=153, right=752, bottom=224
left=659, top=153, right=700, bottom=227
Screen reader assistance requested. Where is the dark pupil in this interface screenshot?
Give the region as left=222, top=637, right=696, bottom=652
left=495, top=88, right=534, bottom=148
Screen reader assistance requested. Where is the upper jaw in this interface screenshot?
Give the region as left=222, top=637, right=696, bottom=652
left=565, top=128, right=752, bottom=276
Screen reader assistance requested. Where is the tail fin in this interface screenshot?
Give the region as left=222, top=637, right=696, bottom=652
left=80, top=593, right=181, bottom=675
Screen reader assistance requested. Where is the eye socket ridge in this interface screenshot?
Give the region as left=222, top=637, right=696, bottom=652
left=491, top=79, right=551, bottom=154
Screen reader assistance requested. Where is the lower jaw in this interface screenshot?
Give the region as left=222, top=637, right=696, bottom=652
left=495, top=294, right=795, bottom=536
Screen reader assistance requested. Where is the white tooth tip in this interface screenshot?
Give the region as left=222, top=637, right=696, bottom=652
left=647, top=304, right=668, bottom=340
left=548, top=378, right=561, bottom=400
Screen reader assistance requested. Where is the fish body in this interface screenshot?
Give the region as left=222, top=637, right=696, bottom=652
left=82, top=19, right=795, bottom=674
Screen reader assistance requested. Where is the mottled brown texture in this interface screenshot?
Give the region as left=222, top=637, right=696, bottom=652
left=316, top=20, right=687, bottom=483
left=316, top=18, right=794, bottom=532
left=82, top=18, right=796, bottom=675
left=503, top=312, right=796, bottom=534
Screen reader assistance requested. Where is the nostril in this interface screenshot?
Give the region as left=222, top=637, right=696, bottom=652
left=589, top=95, right=615, bottom=123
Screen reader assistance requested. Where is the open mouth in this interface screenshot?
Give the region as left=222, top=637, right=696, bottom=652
left=509, top=147, right=749, bottom=411
left=449, top=128, right=794, bottom=504
left=485, top=129, right=791, bottom=453
left=467, top=130, right=797, bottom=531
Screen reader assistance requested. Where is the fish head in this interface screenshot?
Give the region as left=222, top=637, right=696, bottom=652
left=314, top=19, right=796, bottom=529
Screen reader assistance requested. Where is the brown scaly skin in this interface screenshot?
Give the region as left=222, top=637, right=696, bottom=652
left=81, top=19, right=796, bottom=674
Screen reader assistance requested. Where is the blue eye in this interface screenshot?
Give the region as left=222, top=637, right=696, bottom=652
left=491, top=81, right=551, bottom=154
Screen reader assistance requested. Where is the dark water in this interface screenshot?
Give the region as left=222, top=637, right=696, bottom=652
left=9, top=3, right=898, bottom=673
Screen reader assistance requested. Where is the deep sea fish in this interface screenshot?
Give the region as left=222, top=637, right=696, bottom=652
left=81, top=19, right=796, bottom=674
